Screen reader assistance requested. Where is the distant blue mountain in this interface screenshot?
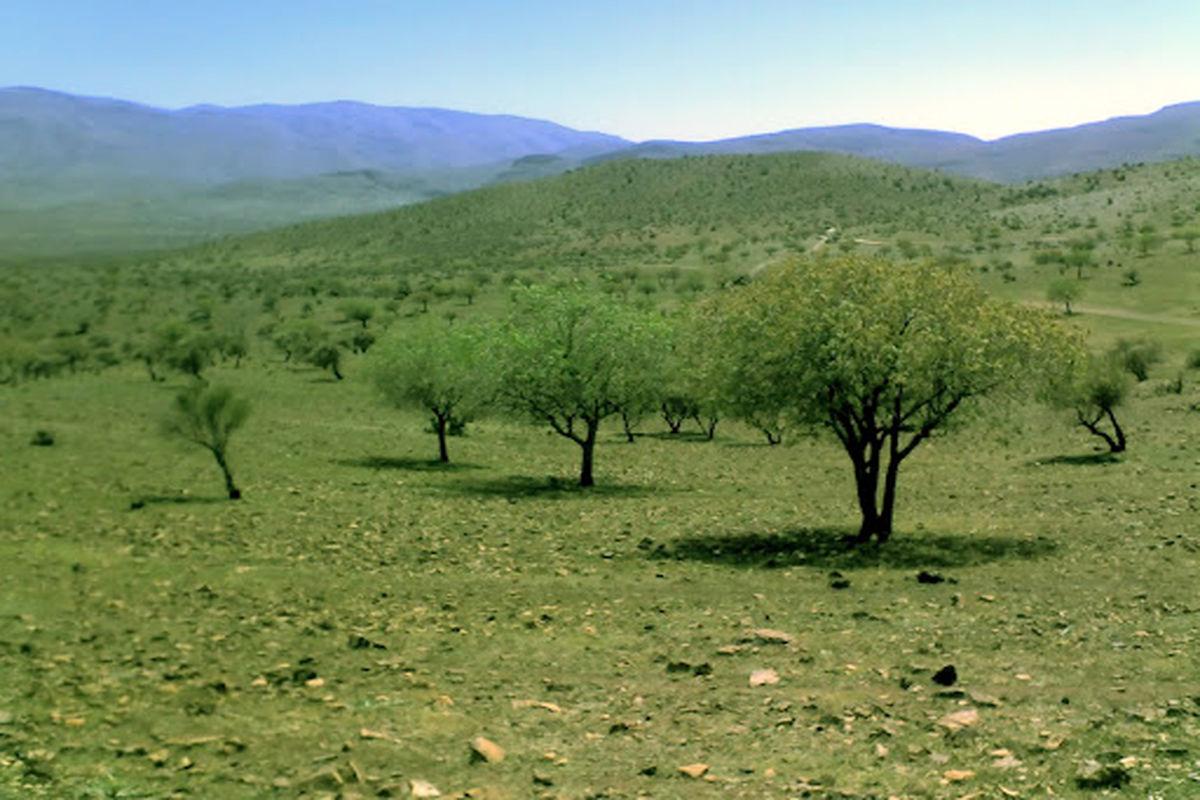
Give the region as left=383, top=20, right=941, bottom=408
left=0, top=87, right=629, bottom=183
left=2, top=87, right=1198, bottom=255
left=593, top=103, right=1200, bottom=182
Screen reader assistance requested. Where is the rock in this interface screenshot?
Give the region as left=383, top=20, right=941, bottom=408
left=942, top=769, right=975, bottom=782
left=678, top=763, right=710, bottom=778
left=1076, top=760, right=1131, bottom=789
left=410, top=779, right=441, bottom=798
left=968, top=690, right=1002, bottom=707
left=749, top=628, right=795, bottom=645
left=469, top=736, right=506, bottom=764
left=937, top=708, right=980, bottom=731
left=749, top=668, right=780, bottom=687
left=931, top=665, right=957, bottom=686
left=532, top=771, right=554, bottom=786
left=0, top=710, right=13, bottom=725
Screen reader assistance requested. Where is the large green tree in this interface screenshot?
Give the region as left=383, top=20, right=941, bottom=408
left=706, top=255, right=1073, bottom=543
left=496, top=285, right=666, bottom=486
left=367, top=319, right=491, bottom=463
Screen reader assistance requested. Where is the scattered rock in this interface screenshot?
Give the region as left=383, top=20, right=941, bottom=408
left=937, top=708, right=980, bottom=731
left=359, top=728, right=397, bottom=742
left=932, top=665, right=958, bottom=686
left=749, top=628, right=795, bottom=645
left=678, top=763, right=710, bottom=778
left=511, top=699, right=564, bottom=714
left=1075, top=759, right=1131, bottom=789
left=749, top=668, right=780, bottom=687
left=410, top=779, right=441, bottom=798
left=347, top=634, right=387, bottom=650
left=942, top=769, right=975, bottom=782
left=532, top=771, right=554, bottom=787
left=968, top=690, right=1002, bottom=707
left=469, top=736, right=505, bottom=764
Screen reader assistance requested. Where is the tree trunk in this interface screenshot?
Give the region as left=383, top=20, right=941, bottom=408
left=332, top=363, right=343, bottom=380
left=620, top=411, right=636, bottom=443
left=579, top=420, right=598, bottom=487
left=434, top=413, right=450, bottom=463
left=1105, top=407, right=1126, bottom=452
left=213, top=450, right=241, bottom=500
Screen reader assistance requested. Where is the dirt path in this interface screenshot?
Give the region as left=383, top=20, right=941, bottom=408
left=1035, top=302, right=1200, bottom=328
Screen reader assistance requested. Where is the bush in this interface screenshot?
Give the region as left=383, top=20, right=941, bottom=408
left=30, top=430, right=55, bottom=446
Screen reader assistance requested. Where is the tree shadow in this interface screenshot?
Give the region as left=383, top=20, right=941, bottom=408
left=660, top=526, right=1056, bottom=570
left=1029, top=452, right=1122, bottom=466
left=130, top=494, right=227, bottom=509
left=335, top=456, right=482, bottom=472
left=438, top=474, right=659, bottom=499
left=639, top=431, right=712, bottom=442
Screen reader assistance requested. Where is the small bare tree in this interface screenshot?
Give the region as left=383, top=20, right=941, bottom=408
left=164, top=385, right=251, bottom=499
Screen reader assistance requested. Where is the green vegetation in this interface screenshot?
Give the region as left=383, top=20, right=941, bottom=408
left=700, top=256, right=1073, bottom=542
left=368, top=319, right=491, bottom=463
left=162, top=384, right=251, bottom=499
left=3, top=150, right=1200, bottom=797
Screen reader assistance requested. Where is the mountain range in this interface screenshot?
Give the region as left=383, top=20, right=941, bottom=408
left=2, top=86, right=1199, bottom=256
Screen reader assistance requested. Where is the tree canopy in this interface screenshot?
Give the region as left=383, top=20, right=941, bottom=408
left=702, top=255, right=1075, bottom=542
left=367, top=318, right=491, bottom=463
left=496, top=284, right=667, bottom=486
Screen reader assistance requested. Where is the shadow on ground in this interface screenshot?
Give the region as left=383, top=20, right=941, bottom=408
left=638, top=431, right=713, bottom=442
left=438, top=474, right=659, bottom=499
left=130, top=494, right=227, bottom=509
left=336, top=456, right=483, bottom=472
left=1029, top=452, right=1122, bottom=467
left=660, top=526, right=1056, bottom=570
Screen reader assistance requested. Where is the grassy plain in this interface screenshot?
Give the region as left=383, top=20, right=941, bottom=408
left=2, top=152, right=1200, bottom=798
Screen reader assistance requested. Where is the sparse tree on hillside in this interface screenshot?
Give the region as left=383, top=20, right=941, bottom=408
left=339, top=300, right=375, bottom=328
left=1047, top=278, right=1083, bottom=315
left=1047, top=354, right=1130, bottom=453
left=163, top=384, right=251, bottom=499
left=1111, top=337, right=1162, bottom=382
left=703, top=255, right=1074, bottom=543
left=496, top=285, right=665, bottom=486
left=368, top=319, right=491, bottom=463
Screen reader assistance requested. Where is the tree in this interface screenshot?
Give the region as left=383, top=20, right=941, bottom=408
left=1050, top=355, right=1130, bottom=453
left=496, top=284, right=665, bottom=487
left=339, top=300, right=375, bottom=328
left=368, top=319, right=491, bottom=463
left=163, top=384, right=251, bottom=499
left=704, top=255, right=1073, bottom=543
left=1111, top=337, right=1162, bottom=382
left=1047, top=277, right=1083, bottom=315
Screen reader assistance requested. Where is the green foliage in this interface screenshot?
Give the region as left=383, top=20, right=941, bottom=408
left=496, top=284, right=667, bottom=485
left=367, top=319, right=492, bottom=462
left=702, top=255, right=1076, bottom=541
left=1046, top=353, right=1131, bottom=453
left=1111, top=337, right=1163, bottom=382
left=1046, top=277, right=1083, bottom=314
left=162, top=384, right=251, bottom=498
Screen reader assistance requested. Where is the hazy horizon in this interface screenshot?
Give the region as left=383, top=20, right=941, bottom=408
left=3, top=0, right=1198, bottom=142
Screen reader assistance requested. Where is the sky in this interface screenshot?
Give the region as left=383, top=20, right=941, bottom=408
left=3, top=0, right=1199, bottom=142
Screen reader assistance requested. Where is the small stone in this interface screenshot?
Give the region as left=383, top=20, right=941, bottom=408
left=749, top=668, right=780, bottom=687
left=937, top=708, right=979, bottom=731
left=943, top=769, right=975, bottom=782
left=148, top=750, right=169, bottom=766
left=931, top=665, right=957, bottom=686
left=410, top=779, right=441, bottom=798
left=469, top=736, right=505, bottom=764
left=678, top=763, right=709, bottom=778
left=750, top=628, right=795, bottom=645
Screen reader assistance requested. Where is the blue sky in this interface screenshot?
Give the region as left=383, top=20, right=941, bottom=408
left=3, top=0, right=1198, bottom=141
